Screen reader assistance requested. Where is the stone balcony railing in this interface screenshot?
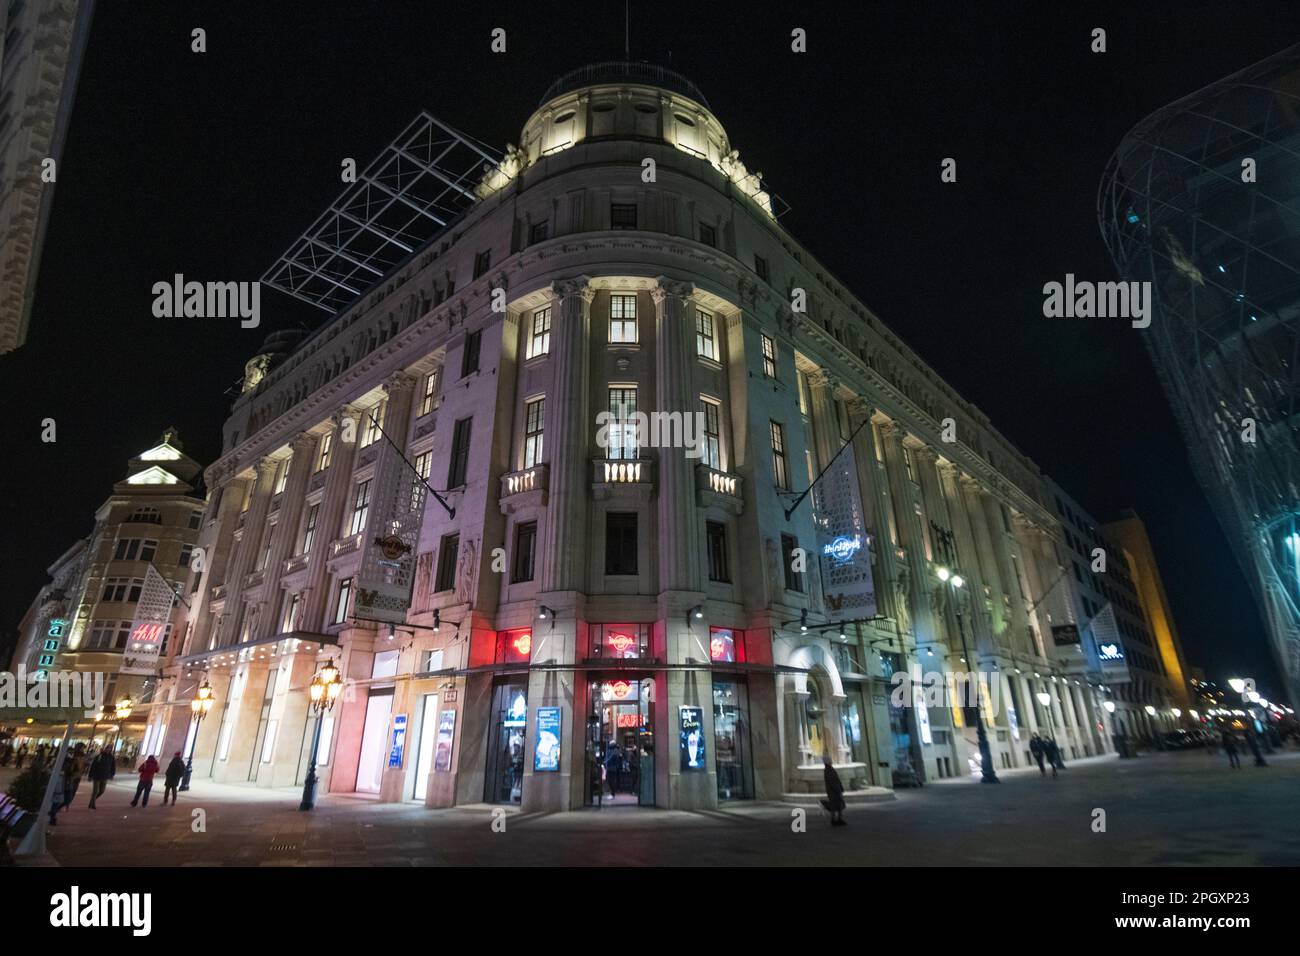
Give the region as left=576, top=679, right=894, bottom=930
left=499, top=464, right=549, bottom=513
left=331, top=531, right=364, bottom=558
left=210, top=583, right=227, bottom=602
left=592, top=458, right=655, bottom=501
left=695, top=464, right=744, bottom=514
left=283, top=552, right=310, bottom=575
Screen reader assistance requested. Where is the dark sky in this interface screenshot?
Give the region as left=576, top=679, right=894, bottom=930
left=2, top=1, right=1295, bottom=700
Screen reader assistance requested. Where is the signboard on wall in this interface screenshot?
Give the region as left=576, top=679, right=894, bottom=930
left=1090, top=604, right=1132, bottom=685
left=121, top=565, right=175, bottom=675
left=433, top=709, right=456, bottom=772
left=354, top=430, right=427, bottom=624
left=534, top=706, right=562, bottom=772
left=679, top=706, right=705, bottom=771
left=388, top=714, right=408, bottom=769
left=812, top=441, right=876, bottom=618
left=1051, top=624, right=1081, bottom=646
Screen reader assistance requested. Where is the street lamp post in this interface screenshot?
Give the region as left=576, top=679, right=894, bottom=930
left=937, top=566, right=999, bottom=784
left=300, top=658, right=343, bottom=811
left=180, top=679, right=215, bottom=791
left=1037, top=690, right=1059, bottom=746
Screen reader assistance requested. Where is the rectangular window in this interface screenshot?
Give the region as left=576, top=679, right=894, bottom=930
left=301, top=503, right=319, bottom=554
left=188, top=511, right=203, bottom=530
left=419, top=370, right=439, bottom=416
left=527, top=307, right=551, bottom=359
left=512, top=521, right=537, bottom=583
left=283, top=593, right=302, bottom=632
left=770, top=421, right=789, bottom=490
left=523, top=398, right=545, bottom=468
left=273, top=457, right=290, bottom=495
left=179, top=544, right=195, bottom=568
left=362, top=401, right=386, bottom=447
left=473, top=249, right=491, bottom=279
left=609, top=293, right=637, bottom=343
left=333, top=577, right=352, bottom=625
left=349, top=480, right=371, bottom=536
left=699, top=222, right=717, bottom=247
left=317, top=432, right=333, bottom=471
left=413, top=451, right=432, bottom=482
left=462, top=329, right=482, bottom=377
left=605, top=512, right=638, bottom=575
left=140, top=540, right=157, bottom=563
left=701, top=398, right=721, bottom=470
left=448, top=417, right=472, bottom=488
left=528, top=220, right=549, bottom=244
left=754, top=254, right=769, bottom=283
left=610, top=203, right=637, bottom=229
left=782, top=533, right=803, bottom=593
left=707, top=521, right=729, bottom=582
left=761, top=333, right=777, bottom=378
left=607, top=386, right=638, bottom=460
left=435, top=533, right=460, bottom=592
left=695, top=309, right=718, bottom=360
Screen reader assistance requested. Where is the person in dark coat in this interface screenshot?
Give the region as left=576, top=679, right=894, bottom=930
left=163, top=752, right=186, bottom=805
left=821, top=755, right=847, bottom=826
left=131, top=754, right=160, bottom=807
left=87, top=748, right=115, bottom=808
left=49, top=746, right=86, bottom=825
left=1030, top=734, right=1046, bottom=775
left=1222, top=731, right=1240, bottom=769
left=1245, top=728, right=1268, bottom=767
left=15, top=742, right=28, bottom=768
left=1044, top=738, right=1060, bottom=778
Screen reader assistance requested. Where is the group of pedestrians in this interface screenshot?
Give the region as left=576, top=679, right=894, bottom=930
left=1029, top=733, right=1066, bottom=778
left=1220, top=729, right=1268, bottom=769
left=39, top=746, right=189, bottom=824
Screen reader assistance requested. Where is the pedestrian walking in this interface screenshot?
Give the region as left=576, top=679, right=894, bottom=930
left=1045, top=738, right=1060, bottom=778
left=1051, top=737, right=1066, bottom=770
left=15, top=741, right=28, bottom=768
left=1245, top=728, right=1268, bottom=768
left=163, top=752, right=186, bottom=805
left=87, top=747, right=115, bottom=808
left=1030, top=734, right=1046, bottom=775
left=1222, top=731, right=1240, bottom=769
left=34, top=743, right=47, bottom=768
left=49, top=745, right=86, bottom=826
left=130, top=754, right=160, bottom=807
left=820, top=755, right=847, bottom=826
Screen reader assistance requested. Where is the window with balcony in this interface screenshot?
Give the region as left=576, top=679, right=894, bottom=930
left=524, top=398, right=545, bottom=468
left=607, top=386, right=638, bottom=460
left=349, top=479, right=371, bottom=536
left=701, top=398, right=721, bottom=470
left=609, top=294, right=637, bottom=343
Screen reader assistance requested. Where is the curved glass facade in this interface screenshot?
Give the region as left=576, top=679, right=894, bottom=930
left=1099, top=43, right=1300, bottom=701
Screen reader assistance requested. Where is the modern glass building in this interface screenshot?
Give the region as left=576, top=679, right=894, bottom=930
left=1099, top=43, right=1300, bottom=704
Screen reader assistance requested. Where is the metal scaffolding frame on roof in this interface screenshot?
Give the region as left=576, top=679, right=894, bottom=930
left=262, top=111, right=502, bottom=314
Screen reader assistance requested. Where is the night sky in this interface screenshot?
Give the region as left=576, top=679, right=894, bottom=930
left=2, top=1, right=1295, bottom=700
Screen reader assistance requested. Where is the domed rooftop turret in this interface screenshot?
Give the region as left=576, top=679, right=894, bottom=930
left=539, top=61, right=711, bottom=109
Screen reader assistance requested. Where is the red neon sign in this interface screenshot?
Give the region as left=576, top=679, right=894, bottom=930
left=607, top=679, right=633, bottom=700
left=607, top=632, right=637, bottom=656
left=512, top=632, right=532, bottom=657
left=616, top=713, right=645, bottom=728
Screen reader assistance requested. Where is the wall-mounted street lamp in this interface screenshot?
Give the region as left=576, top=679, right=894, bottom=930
left=115, top=695, right=134, bottom=720
left=1102, top=700, right=1116, bottom=714
left=687, top=605, right=705, bottom=625
left=937, top=564, right=998, bottom=784
left=300, top=659, right=343, bottom=811
left=180, top=679, right=215, bottom=791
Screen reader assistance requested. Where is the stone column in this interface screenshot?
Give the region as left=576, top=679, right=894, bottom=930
left=653, top=277, right=704, bottom=595
left=259, top=434, right=318, bottom=637
left=301, top=405, right=361, bottom=632
left=845, top=401, right=899, bottom=625
left=220, top=461, right=276, bottom=645
left=538, top=277, right=592, bottom=596
left=187, top=471, right=251, bottom=654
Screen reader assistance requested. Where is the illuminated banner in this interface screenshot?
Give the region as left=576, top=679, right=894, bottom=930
left=534, top=706, right=562, bottom=772
left=679, top=706, right=706, bottom=771
left=355, top=436, right=427, bottom=625
left=433, top=709, right=456, bottom=772
left=121, top=565, right=175, bottom=675
left=1090, top=603, right=1131, bottom=684
left=812, top=441, right=876, bottom=618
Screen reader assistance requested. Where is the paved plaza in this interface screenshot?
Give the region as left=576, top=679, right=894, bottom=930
left=7, top=749, right=1299, bottom=866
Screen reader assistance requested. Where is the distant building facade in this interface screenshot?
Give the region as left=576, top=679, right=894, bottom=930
left=167, top=63, right=1105, bottom=811
left=0, top=0, right=96, bottom=353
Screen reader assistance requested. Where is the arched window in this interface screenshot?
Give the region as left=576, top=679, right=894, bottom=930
left=130, top=506, right=161, bottom=524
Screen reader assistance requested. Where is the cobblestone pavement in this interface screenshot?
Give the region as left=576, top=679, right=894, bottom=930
left=6, top=749, right=1299, bottom=866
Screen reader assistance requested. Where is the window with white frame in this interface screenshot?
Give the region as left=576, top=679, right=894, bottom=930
left=301, top=503, right=319, bottom=554
left=609, top=294, right=637, bottom=344
left=771, top=421, right=790, bottom=490
left=113, top=538, right=157, bottom=562
left=607, top=386, right=638, bottom=460
left=524, top=397, right=545, bottom=468
left=761, top=333, right=778, bottom=378
left=317, top=432, right=333, bottom=472
left=418, top=369, right=440, bottom=417
left=696, top=309, right=718, bottom=360
left=527, top=307, right=551, bottom=359
left=361, top=402, right=386, bottom=447
left=130, top=506, right=161, bottom=524
left=701, top=398, right=722, bottom=470
left=273, top=456, right=291, bottom=494
left=349, top=479, right=371, bottom=536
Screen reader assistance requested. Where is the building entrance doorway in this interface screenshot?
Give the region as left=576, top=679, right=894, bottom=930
left=585, top=677, right=654, bottom=807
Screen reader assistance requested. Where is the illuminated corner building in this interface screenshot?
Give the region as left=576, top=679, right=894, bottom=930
left=1100, top=43, right=1300, bottom=706
left=170, top=62, right=1097, bottom=812
left=10, top=430, right=204, bottom=757
left=1045, top=478, right=1189, bottom=744
left=0, top=0, right=95, bottom=353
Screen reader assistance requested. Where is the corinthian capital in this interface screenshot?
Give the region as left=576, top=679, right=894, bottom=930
left=652, top=276, right=694, bottom=303
left=805, top=367, right=837, bottom=391
left=383, top=371, right=417, bottom=395
left=550, top=276, right=594, bottom=303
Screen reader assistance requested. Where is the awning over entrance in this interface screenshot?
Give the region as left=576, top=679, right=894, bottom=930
left=419, top=659, right=809, bottom=680
left=177, top=630, right=339, bottom=668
